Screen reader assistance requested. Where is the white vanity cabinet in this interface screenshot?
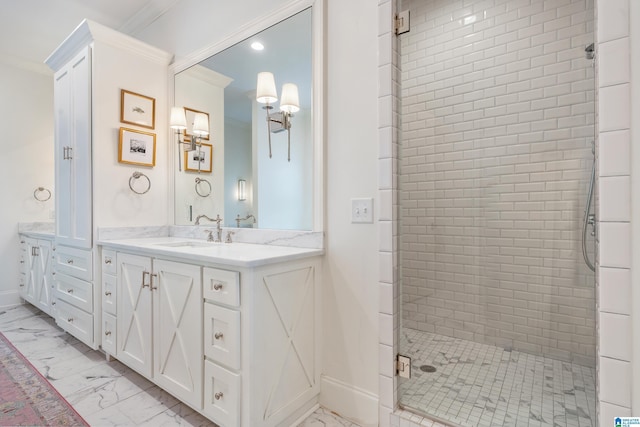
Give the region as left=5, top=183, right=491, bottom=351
left=53, top=45, right=92, bottom=250
left=116, top=252, right=203, bottom=408
left=19, top=235, right=55, bottom=316
left=45, top=20, right=172, bottom=350
left=100, top=240, right=321, bottom=427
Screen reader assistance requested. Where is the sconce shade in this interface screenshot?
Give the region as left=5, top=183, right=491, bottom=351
left=170, top=107, right=187, bottom=130
left=256, top=72, right=278, bottom=104
left=192, top=112, right=209, bottom=136
left=238, top=179, right=246, bottom=201
left=280, top=83, right=300, bottom=113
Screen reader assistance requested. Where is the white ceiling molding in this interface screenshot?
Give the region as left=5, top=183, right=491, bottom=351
left=118, top=0, right=182, bottom=36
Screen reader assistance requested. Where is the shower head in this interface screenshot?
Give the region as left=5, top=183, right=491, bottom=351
left=585, top=43, right=595, bottom=60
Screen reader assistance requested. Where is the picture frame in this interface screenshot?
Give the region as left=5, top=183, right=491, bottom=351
left=120, top=89, right=155, bottom=129
left=183, top=107, right=210, bottom=141
left=118, top=127, right=156, bottom=167
left=185, top=143, right=213, bottom=173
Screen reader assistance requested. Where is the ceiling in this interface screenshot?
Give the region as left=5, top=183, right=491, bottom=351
left=0, top=0, right=178, bottom=72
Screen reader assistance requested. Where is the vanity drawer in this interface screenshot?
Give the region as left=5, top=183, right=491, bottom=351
left=203, top=360, right=240, bottom=427
left=55, top=272, right=93, bottom=313
left=56, top=299, right=93, bottom=345
left=102, top=313, right=117, bottom=356
left=204, top=303, right=240, bottom=370
left=203, top=268, right=240, bottom=307
left=54, top=245, right=93, bottom=281
left=102, top=273, right=117, bottom=315
left=102, top=249, right=116, bottom=276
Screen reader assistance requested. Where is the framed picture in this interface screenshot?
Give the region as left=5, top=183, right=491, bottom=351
left=185, top=143, right=213, bottom=173
left=183, top=107, right=210, bottom=141
left=120, top=89, right=155, bottom=129
left=118, top=127, right=156, bottom=167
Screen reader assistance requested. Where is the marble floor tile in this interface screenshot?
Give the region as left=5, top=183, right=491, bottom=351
left=398, top=328, right=597, bottom=427
left=0, top=304, right=360, bottom=427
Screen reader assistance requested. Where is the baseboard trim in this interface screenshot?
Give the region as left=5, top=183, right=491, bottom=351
left=0, top=291, right=22, bottom=309
left=319, top=375, right=378, bottom=427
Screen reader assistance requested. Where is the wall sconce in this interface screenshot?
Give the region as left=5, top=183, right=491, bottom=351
left=237, top=179, right=246, bottom=201
left=170, top=107, right=209, bottom=171
left=256, top=72, right=300, bottom=162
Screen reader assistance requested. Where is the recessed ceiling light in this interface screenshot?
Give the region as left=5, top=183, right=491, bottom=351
left=251, top=41, right=264, bottom=51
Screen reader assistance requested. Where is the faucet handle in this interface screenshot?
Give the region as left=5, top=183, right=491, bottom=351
left=204, top=229, right=214, bottom=242
left=225, top=231, right=235, bottom=244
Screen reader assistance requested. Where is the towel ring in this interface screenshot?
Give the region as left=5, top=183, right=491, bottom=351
left=195, top=177, right=211, bottom=197
left=33, top=187, right=52, bottom=202
left=129, top=172, right=151, bottom=195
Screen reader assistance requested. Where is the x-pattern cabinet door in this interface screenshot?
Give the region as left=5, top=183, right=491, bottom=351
left=117, top=253, right=152, bottom=378
left=153, top=259, right=203, bottom=408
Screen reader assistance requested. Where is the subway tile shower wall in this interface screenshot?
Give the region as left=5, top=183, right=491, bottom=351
left=400, top=0, right=595, bottom=366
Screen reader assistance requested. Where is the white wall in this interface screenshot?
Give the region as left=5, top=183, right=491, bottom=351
left=319, top=0, right=380, bottom=425
left=0, top=62, right=54, bottom=308
left=224, top=118, right=254, bottom=226
left=596, top=0, right=635, bottom=421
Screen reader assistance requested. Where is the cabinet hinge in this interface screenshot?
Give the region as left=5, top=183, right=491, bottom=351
left=396, top=354, right=411, bottom=378
left=395, top=10, right=410, bottom=35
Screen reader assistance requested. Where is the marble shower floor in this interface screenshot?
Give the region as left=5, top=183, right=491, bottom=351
left=399, top=328, right=596, bottom=427
left=0, top=304, right=360, bottom=427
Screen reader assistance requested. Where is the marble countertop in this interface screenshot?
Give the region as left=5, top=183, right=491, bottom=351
left=18, top=222, right=55, bottom=239
left=98, top=237, right=323, bottom=268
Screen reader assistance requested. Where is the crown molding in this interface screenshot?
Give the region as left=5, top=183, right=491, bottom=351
left=45, top=19, right=173, bottom=72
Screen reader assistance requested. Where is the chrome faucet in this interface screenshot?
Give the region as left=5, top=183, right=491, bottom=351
left=202, top=215, right=223, bottom=242
left=235, top=214, right=257, bottom=228
left=195, top=214, right=215, bottom=225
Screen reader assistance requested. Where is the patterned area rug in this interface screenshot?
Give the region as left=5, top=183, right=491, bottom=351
left=0, top=332, right=88, bottom=426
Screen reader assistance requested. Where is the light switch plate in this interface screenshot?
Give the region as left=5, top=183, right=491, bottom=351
left=351, top=198, right=373, bottom=223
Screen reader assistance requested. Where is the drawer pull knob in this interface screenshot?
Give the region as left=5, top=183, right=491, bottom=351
left=67, top=259, right=74, bottom=265
left=105, top=331, right=111, bottom=336
left=214, top=332, right=224, bottom=340
left=67, top=289, right=73, bottom=294
left=213, top=282, right=223, bottom=291
left=51, top=302, right=56, bottom=306
left=20, top=240, right=25, bottom=244
left=67, top=318, right=74, bottom=323
left=19, top=284, right=24, bottom=287
left=104, top=258, right=112, bottom=264
left=105, top=291, right=112, bottom=296
left=214, top=392, right=224, bottom=400
left=20, top=260, right=24, bottom=264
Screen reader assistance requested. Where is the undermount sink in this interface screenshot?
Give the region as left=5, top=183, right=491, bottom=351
left=154, top=241, right=214, bottom=248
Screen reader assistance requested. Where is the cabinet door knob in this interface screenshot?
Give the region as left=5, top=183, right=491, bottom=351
left=213, top=282, right=223, bottom=291
left=105, top=331, right=111, bottom=336
left=104, top=257, right=112, bottom=264
left=19, top=284, right=24, bottom=287
left=214, top=392, right=224, bottom=400
left=214, top=332, right=224, bottom=340
left=67, top=259, right=74, bottom=265
left=51, top=301, right=56, bottom=306
left=105, top=291, right=112, bottom=296
left=67, top=289, right=73, bottom=294
left=67, top=317, right=74, bottom=323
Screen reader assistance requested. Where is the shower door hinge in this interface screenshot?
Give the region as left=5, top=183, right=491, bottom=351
left=395, top=10, right=410, bottom=35
left=396, top=354, right=411, bottom=378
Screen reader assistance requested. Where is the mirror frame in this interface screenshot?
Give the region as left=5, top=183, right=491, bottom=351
left=168, top=0, right=324, bottom=233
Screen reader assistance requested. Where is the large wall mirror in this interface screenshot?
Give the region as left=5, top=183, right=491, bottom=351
left=173, top=6, right=319, bottom=231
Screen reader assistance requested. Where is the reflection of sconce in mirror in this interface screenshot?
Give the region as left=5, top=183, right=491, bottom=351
left=170, top=107, right=210, bottom=171
left=237, top=179, right=246, bottom=201
left=256, top=72, right=300, bottom=162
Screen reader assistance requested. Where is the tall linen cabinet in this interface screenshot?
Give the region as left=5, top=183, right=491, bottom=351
left=45, top=20, right=172, bottom=349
